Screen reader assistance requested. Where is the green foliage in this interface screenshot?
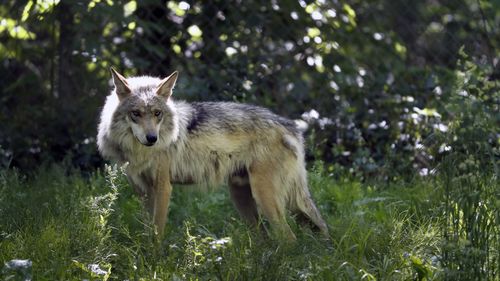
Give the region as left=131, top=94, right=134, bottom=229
left=436, top=50, right=499, bottom=280
left=0, top=165, right=450, bottom=280
left=0, top=0, right=498, bottom=178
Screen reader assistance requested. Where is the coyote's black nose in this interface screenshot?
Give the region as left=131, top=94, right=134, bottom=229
left=146, top=134, right=157, bottom=144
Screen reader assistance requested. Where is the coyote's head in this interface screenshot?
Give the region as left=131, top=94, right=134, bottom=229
left=110, top=68, right=178, bottom=147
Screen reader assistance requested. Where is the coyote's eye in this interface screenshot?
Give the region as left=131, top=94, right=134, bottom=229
left=154, top=110, right=162, bottom=117
left=131, top=111, right=141, bottom=117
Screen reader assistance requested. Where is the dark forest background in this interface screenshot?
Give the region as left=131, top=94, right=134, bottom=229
left=0, top=0, right=498, bottom=179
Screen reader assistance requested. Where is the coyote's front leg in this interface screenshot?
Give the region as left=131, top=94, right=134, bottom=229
left=127, top=163, right=172, bottom=236
left=148, top=160, right=172, bottom=236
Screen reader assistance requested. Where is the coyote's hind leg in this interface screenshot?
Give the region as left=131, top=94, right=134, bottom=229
left=248, top=161, right=296, bottom=241
left=228, top=168, right=259, bottom=225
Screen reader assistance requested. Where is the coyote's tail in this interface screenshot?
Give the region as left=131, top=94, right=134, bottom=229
left=288, top=161, right=329, bottom=236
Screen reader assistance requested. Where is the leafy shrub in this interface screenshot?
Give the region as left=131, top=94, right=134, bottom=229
left=437, top=50, right=499, bottom=280
left=0, top=1, right=498, bottom=179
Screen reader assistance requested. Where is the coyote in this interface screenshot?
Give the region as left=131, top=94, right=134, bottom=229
left=97, top=68, right=328, bottom=240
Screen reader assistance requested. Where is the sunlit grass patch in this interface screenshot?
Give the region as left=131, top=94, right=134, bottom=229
left=0, top=165, right=492, bottom=280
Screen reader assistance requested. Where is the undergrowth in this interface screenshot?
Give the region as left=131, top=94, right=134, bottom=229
left=0, top=161, right=497, bottom=280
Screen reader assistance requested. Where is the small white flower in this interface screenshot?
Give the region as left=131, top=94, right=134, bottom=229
left=433, top=123, right=448, bottom=132
left=420, top=168, right=428, bottom=176
left=88, top=264, right=107, bottom=276
left=301, top=109, right=320, bottom=122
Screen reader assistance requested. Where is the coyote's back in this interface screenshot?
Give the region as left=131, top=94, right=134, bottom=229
left=97, top=68, right=328, bottom=239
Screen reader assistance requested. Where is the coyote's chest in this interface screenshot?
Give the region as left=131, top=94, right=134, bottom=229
left=122, top=142, right=164, bottom=174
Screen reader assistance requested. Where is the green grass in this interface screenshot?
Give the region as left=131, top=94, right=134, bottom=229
left=0, top=164, right=495, bottom=280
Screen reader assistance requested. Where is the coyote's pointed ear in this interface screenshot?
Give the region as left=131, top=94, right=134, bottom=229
left=156, top=71, right=178, bottom=98
left=110, top=67, right=131, bottom=100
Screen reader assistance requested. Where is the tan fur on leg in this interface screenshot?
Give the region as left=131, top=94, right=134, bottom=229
left=150, top=159, right=172, bottom=236
left=248, top=161, right=296, bottom=241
